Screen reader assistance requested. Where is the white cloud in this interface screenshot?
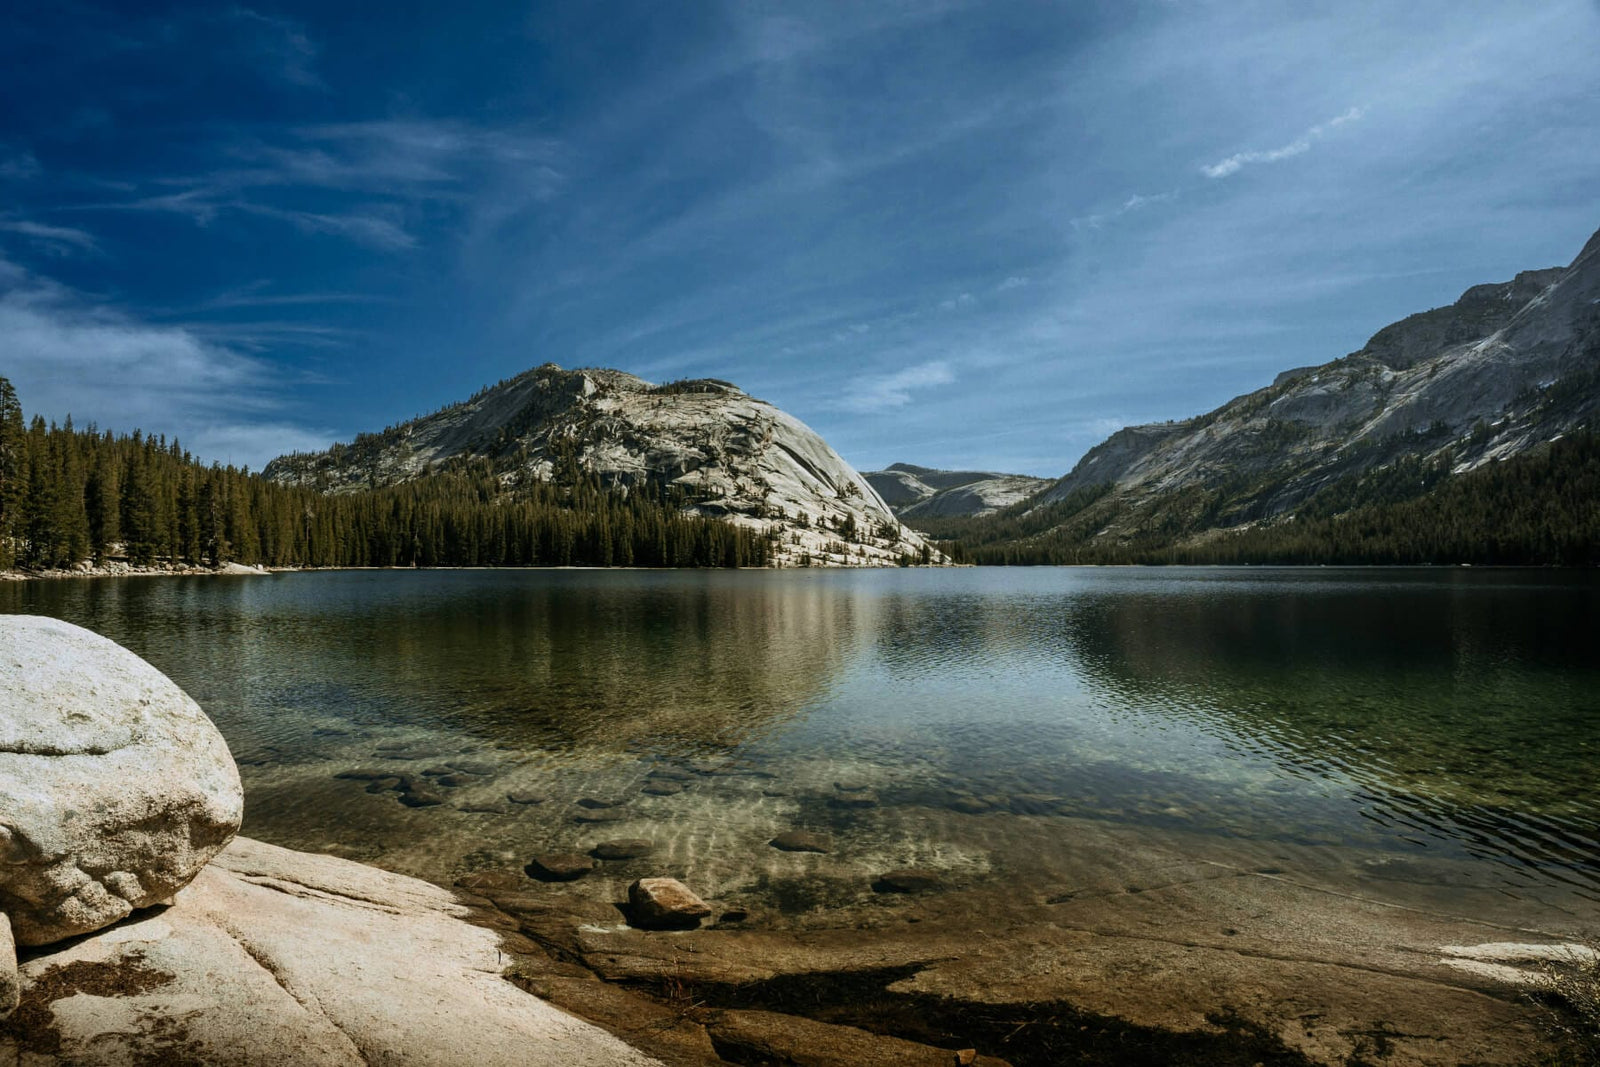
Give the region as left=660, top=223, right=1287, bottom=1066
left=838, top=360, right=956, bottom=413
left=0, top=262, right=330, bottom=468
left=996, top=275, right=1030, bottom=291
left=1203, top=107, right=1365, bottom=179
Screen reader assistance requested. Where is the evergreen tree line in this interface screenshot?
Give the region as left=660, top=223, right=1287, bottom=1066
left=930, top=429, right=1600, bottom=566
left=0, top=378, right=769, bottom=571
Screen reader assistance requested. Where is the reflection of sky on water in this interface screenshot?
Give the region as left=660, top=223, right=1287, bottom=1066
left=3, top=567, right=1597, bottom=894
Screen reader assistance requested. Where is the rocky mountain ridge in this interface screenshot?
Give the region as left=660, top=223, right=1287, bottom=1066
left=1024, top=225, right=1600, bottom=546
left=864, top=463, right=1053, bottom=519
left=264, top=365, right=940, bottom=567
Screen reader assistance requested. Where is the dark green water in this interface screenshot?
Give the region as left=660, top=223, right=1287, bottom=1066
left=3, top=567, right=1597, bottom=907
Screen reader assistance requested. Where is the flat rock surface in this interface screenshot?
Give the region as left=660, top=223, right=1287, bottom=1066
left=0, top=837, right=659, bottom=1066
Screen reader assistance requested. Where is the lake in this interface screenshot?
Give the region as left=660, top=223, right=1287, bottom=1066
left=4, top=567, right=1598, bottom=917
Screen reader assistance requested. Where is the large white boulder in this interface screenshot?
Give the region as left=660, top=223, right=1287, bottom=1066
left=0, top=615, right=243, bottom=958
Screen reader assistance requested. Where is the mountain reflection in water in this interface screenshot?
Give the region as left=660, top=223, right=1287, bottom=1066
left=3, top=567, right=1596, bottom=898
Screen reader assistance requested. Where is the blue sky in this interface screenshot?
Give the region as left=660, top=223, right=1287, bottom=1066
left=1, top=1, right=1597, bottom=475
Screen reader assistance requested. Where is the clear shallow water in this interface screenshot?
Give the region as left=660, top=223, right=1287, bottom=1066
left=4, top=567, right=1598, bottom=908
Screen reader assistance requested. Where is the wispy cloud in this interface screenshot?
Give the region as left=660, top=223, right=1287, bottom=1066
left=1072, top=189, right=1179, bottom=230
left=225, top=7, right=322, bottom=89
left=69, top=120, right=562, bottom=252
left=0, top=260, right=330, bottom=467
left=0, top=150, right=40, bottom=182
left=0, top=219, right=98, bottom=255
left=838, top=360, right=956, bottom=413
left=1203, top=107, right=1365, bottom=179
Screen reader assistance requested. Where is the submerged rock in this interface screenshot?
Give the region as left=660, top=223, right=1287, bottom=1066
left=641, top=781, right=684, bottom=796
left=506, top=790, right=547, bottom=805
left=770, top=831, right=832, bottom=853
left=577, top=797, right=626, bottom=809
left=448, top=760, right=498, bottom=776
left=628, top=878, right=712, bottom=930
left=457, top=799, right=512, bottom=815
left=872, top=869, right=944, bottom=894
left=0, top=616, right=243, bottom=963
left=574, top=808, right=629, bottom=824
left=455, top=870, right=524, bottom=893
left=592, top=839, right=656, bottom=861
left=527, top=853, right=597, bottom=882
left=829, top=792, right=879, bottom=810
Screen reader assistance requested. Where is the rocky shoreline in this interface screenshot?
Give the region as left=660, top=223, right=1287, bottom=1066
left=0, top=560, right=275, bottom=581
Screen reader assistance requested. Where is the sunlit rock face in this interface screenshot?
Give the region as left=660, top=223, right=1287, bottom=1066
left=864, top=463, right=1052, bottom=519
left=264, top=364, right=943, bottom=567
left=1031, top=226, right=1600, bottom=540
left=0, top=616, right=243, bottom=947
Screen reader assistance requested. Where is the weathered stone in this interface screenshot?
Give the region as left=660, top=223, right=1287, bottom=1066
left=591, top=839, right=656, bottom=861
left=770, top=831, right=833, bottom=853
left=0, top=915, right=15, bottom=1016
left=873, top=869, right=943, bottom=894
left=527, top=853, right=597, bottom=882
left=0, top=616, right=243, bottom=951
left=2, top=837, right=660, bottom=1065
left=628, top=878, right=712, bottom=930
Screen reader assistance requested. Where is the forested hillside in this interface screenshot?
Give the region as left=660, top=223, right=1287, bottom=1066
left=928, top=427, right=1600, bottom=566
left=0, top=377, right=769, bottom=572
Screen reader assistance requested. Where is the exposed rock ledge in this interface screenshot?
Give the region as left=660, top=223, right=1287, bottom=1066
left=1, top=836, right=660, bottom=1066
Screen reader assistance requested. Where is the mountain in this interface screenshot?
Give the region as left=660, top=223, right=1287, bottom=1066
left=264, top=365, right=941, bottom=567
left=950, top=225, right=1600, bottom=562
left=864, top=463, right=1053, bottom=519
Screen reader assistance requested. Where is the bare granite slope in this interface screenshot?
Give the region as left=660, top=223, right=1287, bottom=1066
left=1032, top=225, right=1600, bottom=538
left=864, top=464, right=1052, bottom=519
left=264, top=365, right=940, bottom=567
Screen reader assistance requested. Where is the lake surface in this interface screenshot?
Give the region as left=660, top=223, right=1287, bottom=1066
left=4, top=567, right=1598, bottom=916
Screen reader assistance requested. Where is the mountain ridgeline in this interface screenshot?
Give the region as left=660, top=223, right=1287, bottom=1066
left=863, top=463, right=1053, bottom=519
left=264, top=365, right=940, bottom=567
left=0, top=378, right=773, bottom=572
left=921, top=225, right=1600, bottom=565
